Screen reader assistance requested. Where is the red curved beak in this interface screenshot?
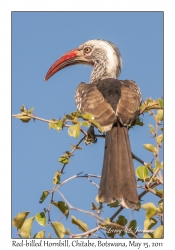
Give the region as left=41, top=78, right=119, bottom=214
left=45, top=48, right=93, bottom=81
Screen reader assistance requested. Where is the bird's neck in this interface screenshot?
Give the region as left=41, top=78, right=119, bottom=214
left=89, top=58, right=121, bottom=84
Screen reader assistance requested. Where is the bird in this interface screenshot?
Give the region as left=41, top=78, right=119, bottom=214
left=45, top=39, right=142, bottom=209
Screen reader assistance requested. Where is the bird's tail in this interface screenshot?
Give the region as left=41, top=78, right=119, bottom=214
left=98, top=122, right=139, bottom=209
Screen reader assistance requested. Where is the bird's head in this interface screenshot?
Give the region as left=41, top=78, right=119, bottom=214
left=45, top=39, right=122, bottom=83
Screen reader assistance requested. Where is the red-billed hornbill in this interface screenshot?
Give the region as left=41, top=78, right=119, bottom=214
left=45, top=39, right=142, bottom=209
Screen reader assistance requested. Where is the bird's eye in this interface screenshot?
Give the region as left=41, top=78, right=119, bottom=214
left=84, top=47, right=92, bottom=54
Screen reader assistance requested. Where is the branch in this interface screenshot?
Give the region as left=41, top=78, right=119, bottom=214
left=132, top=153, right=154, bottom=174
left=56, top=189, right=138, bottom=238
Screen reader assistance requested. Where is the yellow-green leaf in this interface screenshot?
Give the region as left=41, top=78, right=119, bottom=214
left=154, top=188, right=163, bottom=198
left=20, top=216, right=35, bottom=238
left=71, top=216, right=88, bottom=232
left=158, top=98, right=163, bottom=108
left=148, top=124, right=155, bottom=135
left=53, top=171, right=61, bottom=184
left=95, top=195, right=99, bottom=204
left=157, top=200, right=163, bottom=214
left=52, top=201, right=69, bottom=219
left=58, top=153, right=70, bottom=165
left=156, top=134, right=163, bottom=145
left=12, top=211, right=30, bottom=229
left=153, top=160, right=163, bottom=172
left=82, top=113, right=94, bottom=120
left=155, top=109, right=163, bottom=122
left=68, top=123, right=80, bottom=139
left=35, top=212, right=46, bottom=227
left=28, top=107, right=34, bottom=114
left=141, top=202, right=157, bottom=219
left=154, top=225, right=163, bottom=238
left=80, top=121, right=90, bottom=127
left=136, top=166, right=150, bottom=180
left=49, top=119, right=63, bottom=132
left=144, top=218, right=157, bottom=230
left=90, top=120, right=104, bottom=133
left=51, top=222, right=65, bottom=238
left=143, top=144, right=157, bottom=153
left=39, top=191, right=49, bottom=204
left=33, top=231, right=45, bottom=238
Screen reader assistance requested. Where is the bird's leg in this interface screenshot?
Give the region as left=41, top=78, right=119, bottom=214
left=84, top=125, right=97, bottom=145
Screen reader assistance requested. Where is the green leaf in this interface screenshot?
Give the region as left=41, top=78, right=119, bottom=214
left=12, top=211, right=30, bottom=229
left=33, top=231, right=45, bottom=238
left=65, top=114, right=74, bottom=120
left=49, top=119, right=63, bottom=132
left=71, top=216, right=88, bottom=232
left=106, top=226, right=116, bottom=238
left=140, top=98, right=160, bottom=113
left=129, top=117, right=144, bottom=129
left=155, top=109, right=163, bottom=122
left=28, top=107, right=34, bottom=114
left=157, top=200, right=163, bottom=214
left=20, top=216, right=35, bottom=238
left=144, top=218, right=157, bottom=230
left=116, top=216, right=127, bottom=236
left=51, top=222, right=65, bottom=238
left=71, top=111, right=83, bottom=118
left=154, top=188, right=163, bottom=198
left=53, top=171, right=61, bottom=184
left=116, top=215, right=127, bottom=226
left=90, top=119, right=104, bottom=133
left=148, top=124, right=155, bottom=135
left=136, top=166, right=150, bottom=180
left=156, top=134, right=163, bottom=145
left=143, top=144, right=157, bottom=153
left=39, top=191, right=49, bottom=204
left=141, top=202, right=157, bottom=219
left=158, top=98, right=163, bottom=108
left=91, top=202, right=98, bottom=210
left=80, top=121, right=90, bottom=127
left=35, top=212, right=46, bottom=227
left=58, top=153, right=70, bottom=165
left=154, top=225, right=163, bottom=238
left=153, top=160, right=163, bottom=172
left=82, top=113, right=94, bottom=120
left=68, top=123, right=80, bottom=139
left=52, top=201, right=69, bottom=219
left=127, top=220, right=137, bottom=238
left=107, top=200, right=119, bottom=208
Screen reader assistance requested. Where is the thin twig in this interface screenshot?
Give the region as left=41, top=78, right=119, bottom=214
left=61, top=135, right=86, bottom=173
left=70, top=226, right=102, bottom=238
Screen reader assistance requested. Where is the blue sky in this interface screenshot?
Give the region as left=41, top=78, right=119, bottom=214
left=12, top=12, right=163, bottom=238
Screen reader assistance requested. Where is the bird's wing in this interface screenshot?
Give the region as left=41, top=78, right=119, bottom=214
left=75, top=79, right=141, bottom=129
left=75, top=82, right=117, bottom=131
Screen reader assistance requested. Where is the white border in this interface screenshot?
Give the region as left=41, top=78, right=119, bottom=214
left=1, top=1, right=174, bottom=249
